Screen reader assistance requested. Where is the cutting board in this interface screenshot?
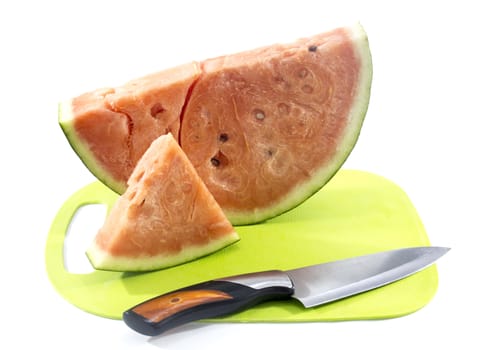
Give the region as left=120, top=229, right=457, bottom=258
left=45, top=169, right=438, bottom=322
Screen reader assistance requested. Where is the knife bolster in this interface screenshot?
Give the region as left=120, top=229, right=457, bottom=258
left=217, top=270, right=293, bottom=290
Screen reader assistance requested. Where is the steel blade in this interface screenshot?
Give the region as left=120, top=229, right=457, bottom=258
left=286, top=246, right=449, bottom=307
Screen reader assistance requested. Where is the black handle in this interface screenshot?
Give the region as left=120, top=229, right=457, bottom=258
left=123, top=279, right=294, bottom=336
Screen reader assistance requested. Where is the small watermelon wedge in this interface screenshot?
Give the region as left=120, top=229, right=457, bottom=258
left=86, top=133, right=239, bottom=272
left=60, top=23, right=372, bottom=225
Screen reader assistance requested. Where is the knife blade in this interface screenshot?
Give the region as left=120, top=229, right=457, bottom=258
left=123, top=246, right=449, bottom=336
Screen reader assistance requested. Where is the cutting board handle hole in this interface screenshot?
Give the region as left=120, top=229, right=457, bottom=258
left=63, top=204, right=107, bottom=274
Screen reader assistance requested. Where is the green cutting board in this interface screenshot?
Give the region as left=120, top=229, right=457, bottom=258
left=45, top=170, right=438, bottom=322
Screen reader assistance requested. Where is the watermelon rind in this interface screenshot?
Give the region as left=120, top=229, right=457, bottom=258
left=58, top=101, right=126, bottom=194
left=86, top=231, right=239, bottom=272
left=225, top=23, right=373, bottom=225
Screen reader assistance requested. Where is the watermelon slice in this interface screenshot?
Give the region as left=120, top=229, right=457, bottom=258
left=60, top=23, right=372, bottom=225
left=86, top=133, right=239, bottom=272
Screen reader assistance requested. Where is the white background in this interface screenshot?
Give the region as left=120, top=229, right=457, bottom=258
left=1, top=0, right=481, bottom=348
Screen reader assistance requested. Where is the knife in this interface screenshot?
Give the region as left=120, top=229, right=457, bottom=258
left=123, top=246, right=449, bottom=336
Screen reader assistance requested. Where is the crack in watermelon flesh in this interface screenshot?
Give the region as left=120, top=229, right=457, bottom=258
left=59, top=23, right=372, bottom=225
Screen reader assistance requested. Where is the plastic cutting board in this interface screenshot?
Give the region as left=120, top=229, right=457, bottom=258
left=45, top=170, right=438, bottom=322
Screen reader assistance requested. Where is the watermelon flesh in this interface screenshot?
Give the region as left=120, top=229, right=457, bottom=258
left=87, top=133, right=239, bottom=272
left=60, top=23, right=372, bottom=225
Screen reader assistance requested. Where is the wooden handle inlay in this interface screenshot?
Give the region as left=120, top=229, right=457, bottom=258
left=132, top=289, right=233, bottom=322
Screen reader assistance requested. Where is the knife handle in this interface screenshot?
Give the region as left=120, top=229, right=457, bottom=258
left=123, top=271, right=294, bottom=336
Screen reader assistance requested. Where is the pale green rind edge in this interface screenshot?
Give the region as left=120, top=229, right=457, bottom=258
left=227, top=22, right=373, bottom=225
left=85, top=232, right=240, bottom=272
left=58, top=102, right=126, bottom=194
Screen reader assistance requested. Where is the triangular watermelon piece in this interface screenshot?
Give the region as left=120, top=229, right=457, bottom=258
left=86, top=133, right=239, bottom=272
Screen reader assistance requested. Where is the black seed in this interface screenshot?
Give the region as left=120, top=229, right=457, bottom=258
left=267, top=149, right=274, bottom=157
left=219, top=133, right=229, bottom=142
left=308, top=45, right=317, bottom=52
left=150, top=103, right=166, bottom=117
left=210, top=157, right=220, bottom=167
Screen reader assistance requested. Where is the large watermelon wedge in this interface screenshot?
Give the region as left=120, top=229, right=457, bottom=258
left=87, top=133, right=239, bottom=272
left=60, top=23, right=372, bottom=225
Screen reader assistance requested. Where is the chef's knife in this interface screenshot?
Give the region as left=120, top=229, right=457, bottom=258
left=123, top=246, right=449, bottom=336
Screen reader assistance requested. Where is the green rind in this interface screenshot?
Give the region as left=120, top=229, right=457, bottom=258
left=226, top=23, right=373, bottom=225
left=58, top=102, right=126, bottom=194
left=86, top=231, right=240, bottom=272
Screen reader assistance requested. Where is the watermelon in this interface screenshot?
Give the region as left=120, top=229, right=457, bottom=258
left=87, top=133, right=239, bottom=272
left=60, top=23, right=372, bottom=225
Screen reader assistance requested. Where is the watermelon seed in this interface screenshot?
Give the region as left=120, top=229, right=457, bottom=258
left=211, top=150, right=228, bottom=167
left=219, top=133, right=229, bottom=142
left=150, top=103, right=166, bottom=118
left=254, top=109, right=265, bottom=121
left=308, top=45, right=317, bottom=52
left=211, top=157, right=221, bottom=167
